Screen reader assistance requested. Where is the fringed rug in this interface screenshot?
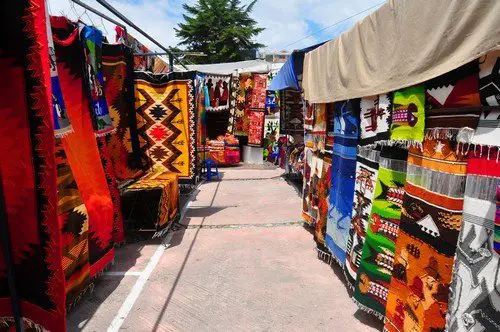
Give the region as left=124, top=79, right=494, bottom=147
left=390, top=85, right=426, bottom=147
left=134, top=71, right=197, bottom=183
left=248, top=110, right=265, bottom=147
left=326, top=100, right=360, bottom=266
left=344, top=148, right=380, bottom=289
left=0, top=2, right=66, bottom=329
left=359, top=94, right=392, bottom=146
left=384, top=139, right=467, bottom=332
left=353, top=146, right=408, bottom=320
left=52, top=16, right=115, bottom=277
left=249, top=73, right=267, bottom=109
left=445, top=149, right=500, bottom=332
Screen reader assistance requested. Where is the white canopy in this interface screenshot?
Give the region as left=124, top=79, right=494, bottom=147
left=303, top=0, right=500, bottom=103
left=175, top=59, right=283, bottom=75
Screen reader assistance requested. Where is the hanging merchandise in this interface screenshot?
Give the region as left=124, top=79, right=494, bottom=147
left=195, top=73, right=208, bottom=165
left=389, top=85, right=426, bottom=147
left=479, top=50, right=500, bottom=106
left=326, top=100, right=360, bottom=266
left=359, top=94, right=392, bottom=147
left=134, top=71, right=197, bottom=182
left=265, top=90, right=279, bottom=114
left=203, top=74, right=232, bottom=112
left=52, top=16, right=115, bottom=277
left=227, top=72, right=240, bottom=134
left=248, top=110, right=265, bottom=147
left=384, top=139, right=468, bottom=332
left=233, top=73, right=253, bottom=136
left=0, top=1, right=66, bottom=330
left=280, top=89, right=304, bottom=134
left=446, top=146, right=500, bottom=332
left=250, top=73, right=268, bottom=109
left=311, top=103, right=327, bottom=152
left=471, top=109, right=500, bottom=146
left=344, top=148, right=380, bottom=289
left=102, top=43, right=146, bottom=183
left=314, top=155, right=332, bottom=245
left=353, top=146, right=408, bottom=320
left=302, top=148, right=318, bottom=225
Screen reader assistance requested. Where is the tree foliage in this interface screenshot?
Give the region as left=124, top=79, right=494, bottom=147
left=175, top=0, right=265, bottom=64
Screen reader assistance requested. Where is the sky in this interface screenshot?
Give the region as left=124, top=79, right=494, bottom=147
left=47, top=0, right=383, bottom=55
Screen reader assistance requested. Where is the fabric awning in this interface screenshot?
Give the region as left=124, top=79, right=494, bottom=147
left=303, top=0, right=500, bottom=103
left=175, top=60, right=283, bottom=75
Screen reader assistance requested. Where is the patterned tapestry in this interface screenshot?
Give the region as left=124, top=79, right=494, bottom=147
left=385, top=139, right=468, bottom=332
left=102, top=43, right=146, bottom=183
left=315, top=154, right=332, bottom=245
left=0, top=3, right=66, bottom=330
left=326, top=100, right=360, bottom=266
left=344, top=148, right=380, bottom=289
left=446, top=146, right=500, bottom=332
left=250, top=73, right=267, bottom=109
left=52, top=16, right=115, bottom=278
left=248, top=110, right=265, bottom=147
left=359, top=94, right=392, bottom=146
left=233, top=73, right=253, bottom=136
left=302, top=148, right=319, bottom=224
left=203, top=74, right=231, bottom=112
left=264, top=116, right=280, bottom=139
left=227, top=73, right=239, bottom=133
left=280, top=89, right=304, bottom=134
left=390, top=85, right=426, bottom=146
left=479, top=49, right=500, bottom=106
left=471, top=109, right=500, bottom=146
left=353, top=146, right=408, bottom=320
left=135, top=71, right=196, bottom=182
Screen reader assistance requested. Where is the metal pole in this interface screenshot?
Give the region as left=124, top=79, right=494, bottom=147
left=70, top=0, right=127, bottom=34
left=0, top=174, right=24, bottom=332
left=95, top=0, right=188, bottom=70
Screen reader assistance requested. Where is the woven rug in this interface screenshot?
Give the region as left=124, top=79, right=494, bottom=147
left=353, top=146, right=408, bottom=320
left=52, top=16, right=115, bottom=277
left=390, top=85, right=426, bottom=147
left=0, top=3, right=66, bottom=330
left=479, top=49, right=500, bottom=106
left=232, top=73, right=252, bottom=136
left=325, top=100, right=360, bottom=266
left=248, top=110, right=265, bottom=147
left=81, top=26, right=115, bottom=136
left=203, top=74, right=231, bottom=112
left=250, top=73, right=267, bottom=109
left=344, top=148, right=380, bottom=289
left=302, top=148, right=319, bottom=225
left=445, top=146, right=500, bottom=332
left=384, top=139, right=467, bottom=332
left=471, top=109, right=500, bottom=147
left=227, top=73, right=239, bottom=133
left=280, top=89, right=304, bottom=134
left=359, top=94, right=392, bottom=146
left=135, top=71, right=196, bottom=182
left=102, top=43, right=145, bottom=183
left=315, top=155, right=332, bottom=245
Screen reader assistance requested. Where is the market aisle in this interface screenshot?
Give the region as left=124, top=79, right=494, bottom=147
left=68, top=167, right=382, bottom=331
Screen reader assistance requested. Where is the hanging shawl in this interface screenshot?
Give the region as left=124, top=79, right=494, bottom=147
left=390, top=85, right=426, bottom=147
left=385, top=139, right=467, bottom=332
left=359, top=94, right=392, bottom=146
left=227, top=73, right=239, bottom=134
left=353, top=146, right=408, bottom=320
left=479, top=50, right=500, bottom=106
left=81, top=26, right=115, bottom=136
left=425, top=60, right=482, bottom=142
left=445, top=146, right=500, bottom=332
left=0, top=1, right=66, bottom=330
left=344, top=148, right=380, bottom=289
left=325, top=100, right=360, bottom=266
left=52, top=16, right=115, bottom=277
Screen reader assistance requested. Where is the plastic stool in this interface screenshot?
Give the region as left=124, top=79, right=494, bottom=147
left=202, top=159, right=220, bottom=181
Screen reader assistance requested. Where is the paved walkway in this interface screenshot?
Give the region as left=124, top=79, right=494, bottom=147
left=68, top=168, right=383, bottom=331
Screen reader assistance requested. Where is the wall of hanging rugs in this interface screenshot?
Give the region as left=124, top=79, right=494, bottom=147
left=302, top=51, right=500, bottom=331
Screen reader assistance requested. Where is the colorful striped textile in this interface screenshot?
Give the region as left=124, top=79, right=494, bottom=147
left=359, top=94, right=392, bottom=146
left=344, top=148, right=380, bottom=288
left=353, top=146, right=408, bottom=320
left=446, top=146, right=500, bottom=332
left=385, top=139, right=468, bottom=332
left=479, top=50, right=500, bottom=106
left=390, top=85, right=426, bottom=147
left=326, top=100, right=360, bottom=265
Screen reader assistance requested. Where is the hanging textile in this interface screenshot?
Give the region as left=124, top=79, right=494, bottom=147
left=227, top=73, right=239, bottom=134
left=0, top=2, right=66, bottom=330
left=233, top=73, right=253, bottom=136
left=311, top=103, right=328, bottom=152
left=353, top=146, right=408, bottom=320
left=248, top=110, right=265, bottom=147
left=135, top=71, right=197, bottom=182
left=479, top=50, right=500, bottom=106
left=384, top=139, right=468, bottom=332
left=265, top=90, right=279, bottom=114
left=497, top=184, right=500, bottom=255
left=471, top=109, right=500, bottom=147
left=102, top=43, right=146, bottom=183
left=264, top=116, right=280, bottom=139
left=390, top=85, right=426, bottom=147
left=203, top=74, right=231, bottom=112
left=195, top=74, right=208, bottom=166
left=315, top=155, right=332, bottom=245
left=52, top=16, right=115, bottom=277
left=344, top=148, right=380, bottom=289
left=81, top=26, right=115, bottom=136
left=326, top=100, right=360, bottom=266
left=359, top=94, right=392, bottom=147
left=302, top=149, right=319, bottom=225
left=326, top=103, right=335, bottom=151
left=280, top=89, right=304, bottom=134
left=250, top=73, right=267, bottom=109
left=446, top=146, right=500, bottom=332
left=304, top=102, right=314, bottom=132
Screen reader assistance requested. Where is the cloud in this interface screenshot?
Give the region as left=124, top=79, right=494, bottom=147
left=47, top=0, right=382, bottom=54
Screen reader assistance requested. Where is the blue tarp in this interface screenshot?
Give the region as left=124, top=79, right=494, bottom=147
left=268, top=43, right=325, bottom=91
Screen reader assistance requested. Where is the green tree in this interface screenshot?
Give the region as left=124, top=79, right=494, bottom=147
left=175, top=0, right=265, bottom=64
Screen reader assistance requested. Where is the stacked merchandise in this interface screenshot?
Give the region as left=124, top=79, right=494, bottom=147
left=301, top=51, right=500, bottom=331
left=207, top=135, right=241, bottom=165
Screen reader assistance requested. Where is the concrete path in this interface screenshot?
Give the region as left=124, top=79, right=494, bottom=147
left=68, top=167, right=383, bottom=331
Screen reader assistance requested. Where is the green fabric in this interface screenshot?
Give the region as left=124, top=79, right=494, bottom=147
left=389, top=85, right=425, bottom=144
